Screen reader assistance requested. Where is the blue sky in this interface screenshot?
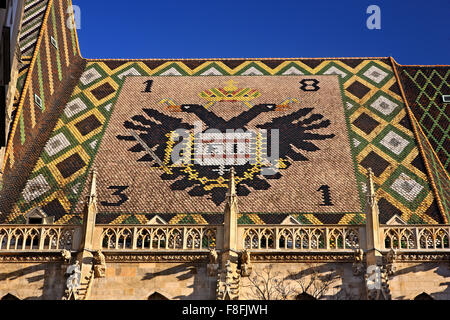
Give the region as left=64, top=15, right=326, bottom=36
left=72, top=0, right=449, bottom=65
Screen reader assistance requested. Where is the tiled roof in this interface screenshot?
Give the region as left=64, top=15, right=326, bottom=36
left=15, top=0, right=50, bottom=96
left=397, top=66, right=449, bottom=172
left=0, top=0, right=84, bottom=221
left=0, top=1, right=448, bottom=226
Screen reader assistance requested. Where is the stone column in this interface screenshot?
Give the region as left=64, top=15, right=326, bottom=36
left=75, top=169, right=98, bottom=299
left=216, top=168, right=241, bottom=300
left=79, top=169, right=97, bottom=251
left=222, top=168, right=239, bottom=265
left=364, top=168, right=382, bottom=266
left=364, top=168, right=391, bottom=300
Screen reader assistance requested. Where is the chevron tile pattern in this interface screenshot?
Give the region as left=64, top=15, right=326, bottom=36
left=3, top=0, right=81, bottom=173
left=16, top=0, right=50, bottom=97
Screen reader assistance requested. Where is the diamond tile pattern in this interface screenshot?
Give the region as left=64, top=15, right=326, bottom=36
left=379, top=131, right=410, bottom=155
left=64, top=98, right=88, bottom=119
left=346, top=81, right=371, bottom=99
left=56, top=153, right=86, bottom=179
left=390, top=173, right=424, bottom=202
left=353, top=113, right=380, bottom=135
left=44, top=132, right=71, bottom=157
left=90, top=82, right=116, bottom=100
left=75, top=115, right=102, bottom=136
left=363, top=65, right=389, bottom=84
left=409, top=114, right=450, bottom=222
left=22, top=174, right=51, bottom=202
left=80, top=68, right=102, bottom=86
left=400, top=67, right=450, bottom=171
left=370, top=95, right=399, bottom=116
left=360, top=151, right=390, bottom=177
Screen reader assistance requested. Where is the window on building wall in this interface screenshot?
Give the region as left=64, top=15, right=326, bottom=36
left=148, top=292, right=169, bottom=300
left=5, top=0, right=18, bottom=31
left=6, top=0, right=14, bottom=26
left=414, top=292, right=434, bottom=300
left=28, top=217, right=44, bottom=224
left=1, top=293, right=20, bottom=300
left=50, top=36, right=58, bottom=49
left=25, top=207, right=54, bottom=224
left=34, top=94, right=42, bottom=109
left=295, top=292, right=317, bottom=300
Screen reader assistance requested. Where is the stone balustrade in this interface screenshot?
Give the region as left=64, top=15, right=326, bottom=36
left=381, top=225, right=450, bottom=250
left=240, top=225, right=362, bottom=251
left=0, top=225, right=78, bottom=251
left=1, top=224, right=449, bottom=253
left=99, top=225, right=220, bottom=250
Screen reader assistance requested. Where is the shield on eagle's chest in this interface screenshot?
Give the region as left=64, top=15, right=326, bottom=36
left=193, top=131, right=253, bottom=166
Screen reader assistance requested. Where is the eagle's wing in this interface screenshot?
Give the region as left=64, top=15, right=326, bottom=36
left=117, top=108, right=193, bottom=164
left=256, top=107, right=335, bottom=162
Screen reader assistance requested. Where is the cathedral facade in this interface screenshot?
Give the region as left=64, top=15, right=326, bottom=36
left=0, top=0, right=449, bottom=300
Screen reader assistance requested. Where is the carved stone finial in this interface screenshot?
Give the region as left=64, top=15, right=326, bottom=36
left=89, top=168, right=97, bottom=204
left=223, top=167, right=238, bottom=255
left=80, top=168, right=98, bottom=251
left=227, top=167, right=236, bottom=197
left=366, top=168, right=376, bottom=205
left=364, top=167, right=382, bottom=267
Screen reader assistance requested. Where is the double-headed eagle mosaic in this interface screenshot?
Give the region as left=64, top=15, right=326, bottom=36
left=117, top=80, right=335, bottom=205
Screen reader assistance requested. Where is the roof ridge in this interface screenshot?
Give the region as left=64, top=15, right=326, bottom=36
left=390, top=57, right=450, bottom=67
left=84, top=56, right=392, bottom=62
left=68, top=0, right=82, bottom=58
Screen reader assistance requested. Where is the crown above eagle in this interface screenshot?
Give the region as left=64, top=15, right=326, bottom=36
left=199, top=80, right=261, bottom=108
